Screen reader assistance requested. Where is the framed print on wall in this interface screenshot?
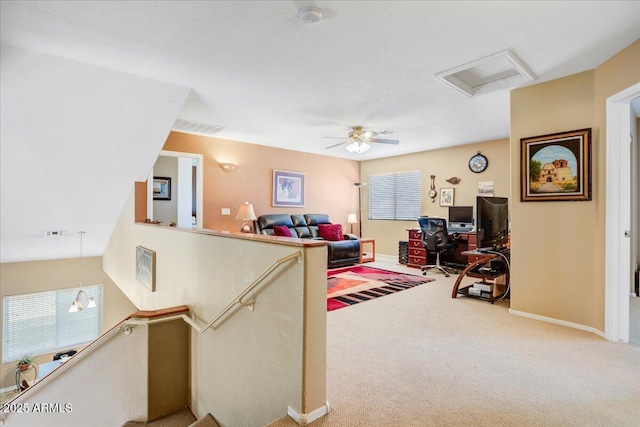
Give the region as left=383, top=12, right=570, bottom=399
left=440, top=188, right=454, bottom=206
left=273, top=170, right=305, bottom=207
left=153, top=176, right=171, bottom=200
left=520, top=128, right=592, bottom=202
left=135, top=246, right=156, bottom=292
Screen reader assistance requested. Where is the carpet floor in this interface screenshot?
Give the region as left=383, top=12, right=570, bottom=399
left=268, top=256, right=640, bottom=427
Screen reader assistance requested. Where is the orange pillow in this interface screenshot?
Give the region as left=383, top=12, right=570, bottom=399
left=318, top=224, right=343, bottom=241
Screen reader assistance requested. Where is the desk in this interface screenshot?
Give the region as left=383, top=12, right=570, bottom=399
left=359, top=238, right=375, bottom=263
left=405, top=229, right=476, bottom=268
left=452, top=249, right=510, bottom=304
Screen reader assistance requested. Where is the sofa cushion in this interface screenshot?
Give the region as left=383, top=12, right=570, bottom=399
left=255, top=214, right=294, bottom=236
left=304, top=214, right=332, bottom=238
left=318, top=224, right=343, bottom=241
left=273, top=225, right=293, bottom=237
left=291, top=214, right=312, bottom=238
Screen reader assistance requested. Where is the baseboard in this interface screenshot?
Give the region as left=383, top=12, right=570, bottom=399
left=287, top=401, right=330, bottom=426
left=509, top=309, right=605, bottom=338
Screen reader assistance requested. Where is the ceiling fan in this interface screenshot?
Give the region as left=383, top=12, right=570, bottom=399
left=324, top=126, right=399, bottom=154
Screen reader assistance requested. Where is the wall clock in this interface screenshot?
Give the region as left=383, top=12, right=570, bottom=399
left=469, top=152, right=488, bottom=173
left=429, top=175, right=437, bottom=203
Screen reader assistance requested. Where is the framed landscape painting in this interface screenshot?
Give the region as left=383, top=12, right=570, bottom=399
left=273, top=170, right=305, bottom=207
left=520, top=128, right=592, bottom=202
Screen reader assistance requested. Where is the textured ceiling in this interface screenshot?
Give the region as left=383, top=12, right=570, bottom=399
left=1, top=1, right=639, bottom=263
left=3, top=1, right=639, bottom=159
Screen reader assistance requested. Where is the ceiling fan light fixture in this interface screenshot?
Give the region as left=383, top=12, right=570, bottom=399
left=346, top=141, right=370, bottom=154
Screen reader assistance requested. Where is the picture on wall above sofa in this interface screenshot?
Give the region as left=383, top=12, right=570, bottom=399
left=273, top=169, right=305, bottom=207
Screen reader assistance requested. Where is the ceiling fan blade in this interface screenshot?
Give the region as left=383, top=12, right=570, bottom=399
left=323, top=136, right=348, bottom=139
left=369, top=138, right=399, bottom=145
left=325, top=141, right=348, bottom=149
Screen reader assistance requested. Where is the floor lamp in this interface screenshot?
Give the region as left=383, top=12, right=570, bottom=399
left=354, top=182, right=366, bottom=237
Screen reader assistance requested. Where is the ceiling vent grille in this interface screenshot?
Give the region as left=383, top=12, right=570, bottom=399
left=172, top=119, right=225, bottom=137
left=435, top=51, right=535, bottom=97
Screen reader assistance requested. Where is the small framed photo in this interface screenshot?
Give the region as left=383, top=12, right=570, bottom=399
left=273, top=170, right=305, bottom=207
left=135, top=246, right=156, bottom=292
left=153, top=176, right=171, bottom=200
left=478, top=181, right=495, bottom=196
left=440, top=188, right=454, bottom=206
left=520, top=128, right=592, bottom=202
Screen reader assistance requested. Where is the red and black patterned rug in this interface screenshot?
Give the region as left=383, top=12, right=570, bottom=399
left=327, top=265, right=435, bottom=311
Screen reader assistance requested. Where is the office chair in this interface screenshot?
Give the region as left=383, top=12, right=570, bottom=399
left=419, top=217, right=458, bottom=277
left=53, top=349, right=77, bottom=361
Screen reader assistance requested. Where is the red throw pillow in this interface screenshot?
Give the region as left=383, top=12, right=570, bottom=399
left=273, top=225, right=293, bottom=237
left=318, top=224, right=343, bottom=241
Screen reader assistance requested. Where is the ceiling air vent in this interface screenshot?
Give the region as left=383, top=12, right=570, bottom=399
left=435, top=51, right=535, bottom=97
left=172, top=119, right=225, bottom=137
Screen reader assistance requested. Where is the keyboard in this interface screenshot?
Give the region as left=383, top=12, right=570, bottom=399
left=449, top=227, right=473, bottom=233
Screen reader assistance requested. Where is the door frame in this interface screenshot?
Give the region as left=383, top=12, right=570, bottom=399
left=605, top=82, right=640, bottom=342
left=148, top=150, right=204, bottom=229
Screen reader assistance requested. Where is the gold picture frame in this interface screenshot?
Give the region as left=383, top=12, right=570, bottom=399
left=520, top=128, right=592, bottom=202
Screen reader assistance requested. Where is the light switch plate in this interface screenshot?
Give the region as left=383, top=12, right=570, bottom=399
left=221, top=208, right=231, bottom=215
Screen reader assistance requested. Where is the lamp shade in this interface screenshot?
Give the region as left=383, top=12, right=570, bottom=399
left=235, top=202, right=257, bottom=221
left=347, top=213, right=358, bottom=224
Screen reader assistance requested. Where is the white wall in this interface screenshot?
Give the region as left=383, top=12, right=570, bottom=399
left=152, top=156, right=178, bottom=225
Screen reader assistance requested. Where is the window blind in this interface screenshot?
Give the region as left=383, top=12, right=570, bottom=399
left=2, top=285, right=103, bottom=363
left=369, top=171, right=422, bottom=220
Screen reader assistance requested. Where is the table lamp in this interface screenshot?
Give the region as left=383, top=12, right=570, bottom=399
left=236, top=202, right=257, bottom=233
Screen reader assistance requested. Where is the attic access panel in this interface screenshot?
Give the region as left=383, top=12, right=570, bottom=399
left=436, top=51, right=535, bottom=97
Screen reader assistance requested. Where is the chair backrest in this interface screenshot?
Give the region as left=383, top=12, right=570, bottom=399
left=53, top=349, right=77, bottom=360
left=418, top=217, right=448, bottom=251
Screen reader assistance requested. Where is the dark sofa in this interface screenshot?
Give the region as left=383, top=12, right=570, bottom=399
left=255, top=213, right=360, bottom=268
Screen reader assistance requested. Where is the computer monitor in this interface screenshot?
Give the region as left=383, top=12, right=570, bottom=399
left=448, top=206, right=473, bottom=229
left=476, top=196, right=509, bottom=250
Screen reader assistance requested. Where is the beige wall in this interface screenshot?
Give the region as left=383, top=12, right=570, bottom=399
left=161, top=132, right=361, bottom=234
left=510, top=40, right=640, bottom=331
left=0, top=257, right=138, bottom=390
left=1, top=320, right=149, bottom=426
left=360, top=138, right=510, bottom=256
left=104, top=189, right=327, bottom=426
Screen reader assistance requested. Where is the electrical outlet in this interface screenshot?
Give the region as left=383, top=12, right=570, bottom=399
left=221, top=208, right=231, bottom=215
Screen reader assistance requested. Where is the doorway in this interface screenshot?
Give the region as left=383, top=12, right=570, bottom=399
left=147, top=150, right=204, bottom=229
left=605, top=82, right=640, bottom=343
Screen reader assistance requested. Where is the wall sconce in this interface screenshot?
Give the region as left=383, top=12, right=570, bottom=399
left=235, top=202, right=257, bottom=233
left=347, top=213, right=358, bottom=234
left=219, top=163, right=237, bottom=172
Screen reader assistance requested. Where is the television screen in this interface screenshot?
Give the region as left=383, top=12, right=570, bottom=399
left=476, top=196, right=509, bottom=250
left=448, top=206, right=473, bottom=227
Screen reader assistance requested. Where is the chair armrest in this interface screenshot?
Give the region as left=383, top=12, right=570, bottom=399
left=343, top=233, right=359, bottom=240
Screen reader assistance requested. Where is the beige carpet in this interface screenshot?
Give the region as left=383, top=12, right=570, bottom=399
left=268, top=256, right=640, bottom=427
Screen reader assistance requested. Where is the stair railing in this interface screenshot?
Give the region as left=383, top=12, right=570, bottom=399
left=125, top=250, right=302, bottom=333
left=0, top=250, right=302, bottom=425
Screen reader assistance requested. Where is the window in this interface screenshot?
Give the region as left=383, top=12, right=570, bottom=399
left=369, top=171, right=422, bottom=220
left=2, top=285, right=103, bottom=363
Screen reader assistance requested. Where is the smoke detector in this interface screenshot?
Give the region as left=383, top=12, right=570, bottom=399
left=299, top=7, right=322, bottom=24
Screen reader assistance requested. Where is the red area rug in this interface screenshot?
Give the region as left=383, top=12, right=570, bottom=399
left=327, top=265, right=435, bottom=311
